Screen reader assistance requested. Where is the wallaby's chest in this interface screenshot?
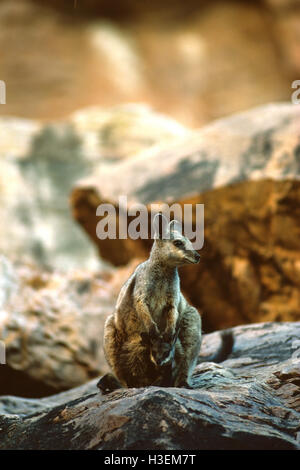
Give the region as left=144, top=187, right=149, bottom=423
left=143, top=273, right=180, bottom=325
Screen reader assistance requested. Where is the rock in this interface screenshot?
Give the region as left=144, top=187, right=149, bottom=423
left=71, top=104, right=189, bottom=162
left=0, top=378, right=99, bottom=417
left=0, top=106, right=187, bottom=270
left=0, top=322, right=299, bottom=450
left=71, top=103, right=300, bottom=331
left=0, top=116, right=41, bottom=158
left=0, top=121, right=99, bottom=271
left=265, top=0, right=300, bottom=77
left=0, top=0, right=295, bottom=126
left=0, top=257, right=138, bottom=396
left=0, top=256, right=17, bottom=309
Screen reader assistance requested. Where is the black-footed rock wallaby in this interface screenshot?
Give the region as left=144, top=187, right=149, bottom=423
left=97, top=213, right=233, bottom=394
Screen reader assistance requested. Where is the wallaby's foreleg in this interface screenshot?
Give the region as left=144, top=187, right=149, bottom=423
left=163, top=305, right=179, bottom=342
left=135, top=298, right=160, bottom=338
left=104, top=312, right=154, bottom=389
left=103, top=314, right=128, bottom=387
left=103, top=314, right=119, bottom=372
left=173, top=306, right=201, bottom=388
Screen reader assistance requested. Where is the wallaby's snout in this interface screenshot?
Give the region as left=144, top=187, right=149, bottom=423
left=180, top=245, right=201, bottom=265
left=193, top=251, right=201, bottom=264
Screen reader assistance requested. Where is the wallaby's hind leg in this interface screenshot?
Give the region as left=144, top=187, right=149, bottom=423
left=97, top=373, right=123, bottom=394
left=103, top=314, right=119, bottom=372
left=102, top=313, right=151, bottom=389
left=173, top=306, right=201, bottom=388
left=103, top=314, right=127, bottom=386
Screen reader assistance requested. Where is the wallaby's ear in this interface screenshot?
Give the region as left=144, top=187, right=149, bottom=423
left=168, top=219, right=182, bottom=234
left=153, top=212, right=169, bottom=239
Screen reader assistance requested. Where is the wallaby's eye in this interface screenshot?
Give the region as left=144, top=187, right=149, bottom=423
left=173, top=239, right=184, bottom=248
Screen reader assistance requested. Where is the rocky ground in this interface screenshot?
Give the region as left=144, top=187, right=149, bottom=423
left=0, top=322, right=299, bottom=450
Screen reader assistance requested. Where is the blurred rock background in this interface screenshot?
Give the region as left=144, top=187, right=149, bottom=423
left=0, top=0, right=299, bottom=126
left=0, top=0, right=299, bottom=397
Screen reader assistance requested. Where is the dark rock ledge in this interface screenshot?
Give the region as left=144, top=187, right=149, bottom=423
left=0, top=322, right=299, bottom=450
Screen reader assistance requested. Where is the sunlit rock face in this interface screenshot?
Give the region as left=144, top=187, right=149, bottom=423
left=71, top=103, right=300, bottom=331
left=0, top=0, right=298, bottom=126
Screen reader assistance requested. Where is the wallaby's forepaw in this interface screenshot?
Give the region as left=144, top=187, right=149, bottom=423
left=163, top=325, right=180, bottom=345
left=97, top=373, right=123, bottom=395
left=162, top=330, right=174, bottom=343
left=149, top=323, right=160, bottom=340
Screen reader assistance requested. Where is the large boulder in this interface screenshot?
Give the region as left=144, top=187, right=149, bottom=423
left=0, top=257, right=139, bottom=396
left=0, top=119, right=99, bottom=271
left=0, top=322, right=299, bottom=450
left=71, top=103, right=300, bottom=331
left=71, top=104, right=189, bottom=162
left=0, top=105, right=185, bottom=270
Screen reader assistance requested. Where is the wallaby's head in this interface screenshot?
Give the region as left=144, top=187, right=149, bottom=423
left=152, top=213, right=200, bottom=266
left=141, top=330, right=179, bottom=367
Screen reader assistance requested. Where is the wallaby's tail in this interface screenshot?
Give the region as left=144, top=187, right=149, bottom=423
left=199, top=329, right=234, bottom=364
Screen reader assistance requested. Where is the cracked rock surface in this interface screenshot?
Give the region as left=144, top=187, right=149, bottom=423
left=0, top=321, right=299, bottom=450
